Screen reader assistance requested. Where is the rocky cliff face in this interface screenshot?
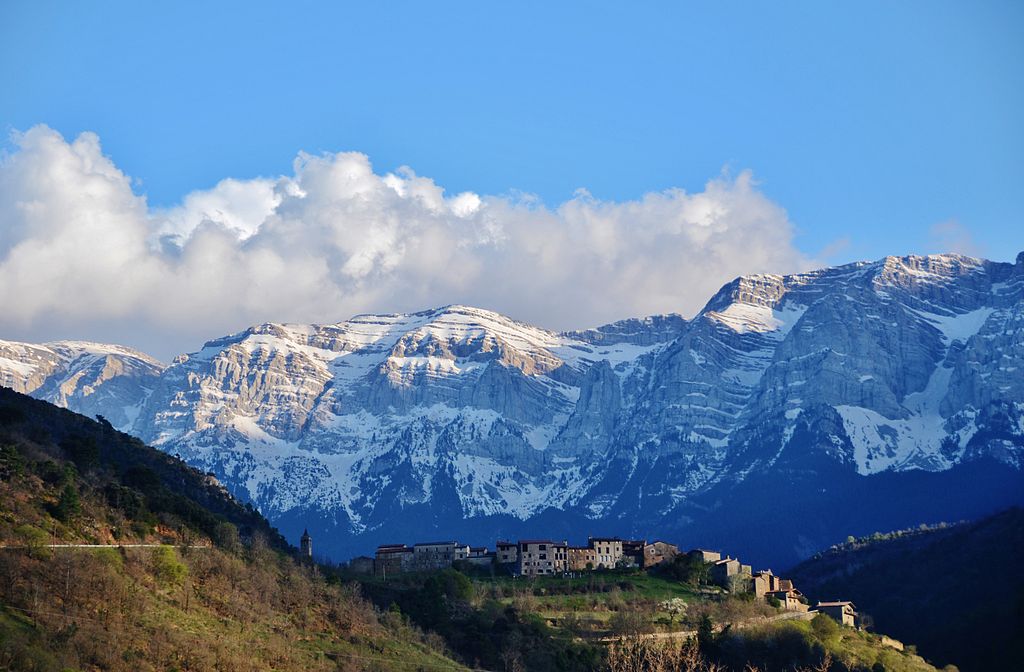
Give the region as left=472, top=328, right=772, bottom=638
left=0, top=340, right=164, bottom=429
left=1, top=253, right=1022, bottom=563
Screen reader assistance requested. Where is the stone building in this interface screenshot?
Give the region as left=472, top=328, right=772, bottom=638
left=589, top=537, right=624, bottom=568
left=465, top=546, right=494, bottom=567
left=374, top=544, right=413, bottom=576
left=567, top=546, right=597, bottom=571
left=517, top=540, right=568, bottom=576
left=621, top=540, right=646, bottom=567
left=768, top=589, right=809, bottom=612
left=300, top=529, right=312, bottom=558
left=752, top=570, right=780, bottom=598
left=710, top=557, right=741, bottom=585
left=817, top=601, right=857, bottom=627
left=496, top=540, right=518, bottom=566
left=412, top=541, right=467, bottom=570
left=689, top=548, right=722, bottom=563
left=642, top=541, right=679, bottom=568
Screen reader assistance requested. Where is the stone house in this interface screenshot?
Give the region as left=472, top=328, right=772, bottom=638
left=710, top=557, right=741, bottom=585
left=752, top=570, right=781, bottom=598
left=643, top=541, right=679, bottom=568
left=496, top=540, right=518, bottom=566
left=411, top=541, right=467, bottom=570
left=621, top=539, right=646, bottom=568
left=567, top=546, right=597, bottom=571
left=817, top=601, right=857, bottom=627
left=374, top=544, right=414, bottom=576
left=767, top=589, right=809, bottom=612
left=465, top=546, right=494, bottom=567
left=589, top=536, right=625, bottom=568
left=517, top=539, right=568, bottom=576
left=689, top=548, right=722, bottom=563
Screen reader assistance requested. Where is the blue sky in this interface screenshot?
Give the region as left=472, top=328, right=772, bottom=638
left=0, top=2, right=1022, bottom=356
left=3, top=1, right=1021, bottom=261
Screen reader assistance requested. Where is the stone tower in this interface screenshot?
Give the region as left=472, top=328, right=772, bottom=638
left=300, top=529, right=312, bottom=558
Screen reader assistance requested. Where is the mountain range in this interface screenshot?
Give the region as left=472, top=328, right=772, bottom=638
left=2, top=252, right=1023, bottom=566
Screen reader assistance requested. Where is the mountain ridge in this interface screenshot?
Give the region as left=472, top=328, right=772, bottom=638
left=2, top=251, right=1022, bottom=564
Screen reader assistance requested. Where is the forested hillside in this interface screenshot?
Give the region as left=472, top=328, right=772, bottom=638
left=789, top=509, right=1024, bottom=672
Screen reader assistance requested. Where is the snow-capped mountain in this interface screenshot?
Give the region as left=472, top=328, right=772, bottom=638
left=0, top=340, right=164, bottom=429
left=2, top=252, right=1022, bottom=565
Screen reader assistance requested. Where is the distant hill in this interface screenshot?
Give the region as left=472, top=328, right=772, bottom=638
left=789, top=508, right=1024, bottom=672
left=0, top=387, right=466, bottom=671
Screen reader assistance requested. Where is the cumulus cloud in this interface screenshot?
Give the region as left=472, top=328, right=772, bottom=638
left=0, top=125, right=812, bottom=360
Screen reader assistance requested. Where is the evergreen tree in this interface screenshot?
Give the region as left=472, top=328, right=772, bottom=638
left=54, top=483, right=81, bottom=522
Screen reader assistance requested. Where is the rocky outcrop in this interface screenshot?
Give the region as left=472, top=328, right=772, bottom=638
left=0, top=340, right=164, bottom=429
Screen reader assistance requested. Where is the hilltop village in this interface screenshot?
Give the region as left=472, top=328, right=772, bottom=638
left=339, top=535, right=859, bottom=627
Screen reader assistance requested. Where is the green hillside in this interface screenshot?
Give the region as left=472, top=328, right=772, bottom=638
left=789, top=508, right=1024, bottom=672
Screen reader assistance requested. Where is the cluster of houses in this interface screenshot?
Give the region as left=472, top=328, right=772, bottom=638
left=343, top=536, right=856, bottom=626
left=692, top=548, right=856, bottom=625
left=351, top=537, right=681, bottom=578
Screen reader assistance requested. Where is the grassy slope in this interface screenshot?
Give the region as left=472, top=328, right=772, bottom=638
left=0, top=388, right=467, bottom=672
left=789, top=508, right=1024, bottom=672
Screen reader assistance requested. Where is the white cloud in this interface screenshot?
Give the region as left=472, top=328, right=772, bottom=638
left=0, top=125, right=812, bottom=360
left=154, top=176, right=281, bottom=241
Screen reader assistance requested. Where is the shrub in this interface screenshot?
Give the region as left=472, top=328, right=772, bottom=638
left=14, top=524, right=49, bottom=557
left=609, top=609, right=652, bottom=637
left=811, top=613, right=840, bottom=640
left=152, top=546, right=188, bottom=588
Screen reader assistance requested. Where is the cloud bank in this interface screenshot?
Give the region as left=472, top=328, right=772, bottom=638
left=0, top=125, right=811, bottom=360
